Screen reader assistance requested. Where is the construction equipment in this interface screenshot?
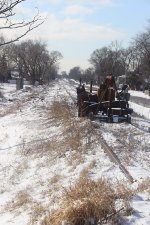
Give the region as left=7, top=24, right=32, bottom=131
left=76, top=75, right=133, bottom=122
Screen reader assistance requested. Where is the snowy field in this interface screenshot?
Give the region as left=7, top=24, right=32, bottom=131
left=129, top=90, right=150, bottom=120
left=0, top=80, right=150, bottom=225
left=129, top=90, right=150, bottom=100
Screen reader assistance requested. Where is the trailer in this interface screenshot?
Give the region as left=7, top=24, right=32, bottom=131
left=76, top=75, right=133, bottom=122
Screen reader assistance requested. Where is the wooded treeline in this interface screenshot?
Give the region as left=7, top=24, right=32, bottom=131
left=0, top=0, right=62, bottom=84
left=0, top=39, right=62, bottom=84
left=68, top=23, right=150, bottom=90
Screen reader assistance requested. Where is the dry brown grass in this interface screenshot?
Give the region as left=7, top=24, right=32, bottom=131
left=115, top=182, right=134, bottom=216
left=137, top=178, right=150, bottom=196
left=49, top=100, right=74, bottom=123
left=40, top=172, right=137, bottom=225
left=50, top=174, right=62, bottom=185
left=0, top=101, right=22, bottom=116
left=63, top=119, right=97, bottom=151
left=49, top=101, right=97, bottom=147
left=28, top=202, right=46, bottom=225
left=66, top=151, right=85, bottom=167
left=14, top=190, right=32, bottom=209
left=108, top=126, right=149, bottom=166
left=61, top=114, right=98, bottom=167
left=22, top=101, right=98, bottom=168
left=4, top=189, right=47, bottom=225
left=10, top=159, right=29, bottom=181
left=41, top=175, right=116, bottom=225
left=21, top=138, right=64, bottom=158
left=21, top=101, right=78, bottom=158
left=79, top=160, right=97, bottom=178
left=5, top=190, right=32, bottom=213
left=79, top=167, right=90, bottom=178
left=88, top=159, right=97, bottom=170
left=16, top=159, right=29, bottom=174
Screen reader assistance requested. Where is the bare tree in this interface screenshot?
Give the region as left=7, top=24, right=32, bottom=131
left=6, top=40, right=63, bottom=84
left=131, top=30, right=150, bottom=77
left=0, top=0, right=44, bottom=46
left=48, top=51, right=63, bottom=82
left=82, top=67, right=96, bottom=84
left=89, top=42, right=133, bottom=84
left=69, top=66, right=83, bottom=81
left=0, top=53, right=10, bottom=82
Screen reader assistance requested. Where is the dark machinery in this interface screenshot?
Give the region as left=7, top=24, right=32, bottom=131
left=76, top=75, right=133, bottom=122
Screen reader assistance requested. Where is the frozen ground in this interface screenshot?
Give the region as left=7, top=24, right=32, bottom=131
left=129, top=90, right=150, bottom=100
left=129, top=90, right=150, bottom=119
left=0, top=80, right=150, bottom=225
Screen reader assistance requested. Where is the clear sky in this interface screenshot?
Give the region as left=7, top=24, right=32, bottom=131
left=6, top=0, right=150, bottom=72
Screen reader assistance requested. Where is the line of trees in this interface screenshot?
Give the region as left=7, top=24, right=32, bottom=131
left=9, top=40, right=62, bottom=83
left=0, top=0, right=63, bottom=84
left=68, top=23, right=150, bottom=90
left=0, top=39, right=63, bottom=83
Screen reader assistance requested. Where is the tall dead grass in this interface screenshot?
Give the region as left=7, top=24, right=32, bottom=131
left=49, top=100, right=74, bottom=123
left=137, top=178, right=150, bottom=196
left=22, top=101, right=98, bottom=167
left=4, top=189, right=46, bottom=225
left=41, top=176, right=116, bottom=225
left=21, top=138, right=62, bottom=157
left=5, top=190, right=32, bottom=213
left=115, top=182, right=134, bottom=216
left=28, top=202, right=46, bottom=225
left=0, top=101, right=22, bottom=117
left=49, top=101, right=97, bottom=146
left=40, top=171, right=137, bottom=225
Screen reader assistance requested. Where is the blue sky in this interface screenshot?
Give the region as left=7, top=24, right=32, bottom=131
left=9, top=0, right=150, bottom=71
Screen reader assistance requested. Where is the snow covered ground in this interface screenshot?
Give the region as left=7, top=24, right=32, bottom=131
left=128, top=90, right=150, bottom=120
left=129, top=101, right=150, bottom=120
left=129, top=90, right=150, bottom=100
left=0, top=80, right=150, bottom=225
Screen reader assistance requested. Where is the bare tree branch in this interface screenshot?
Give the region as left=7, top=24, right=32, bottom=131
left=0, top=22, right=44, bottom=46
left=0, top=0, right=45, bottom=46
